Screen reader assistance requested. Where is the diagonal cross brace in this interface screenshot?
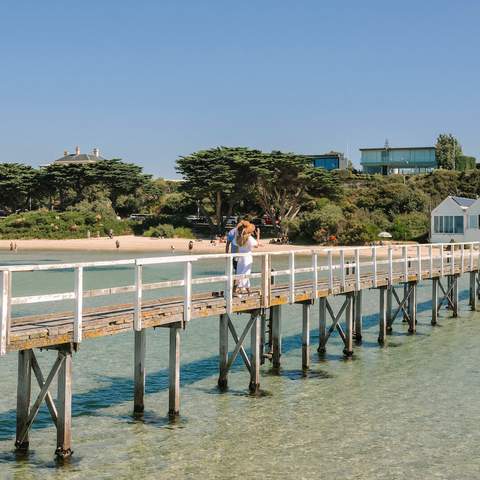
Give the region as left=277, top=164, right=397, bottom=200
left=437, top=278, right=456, bottom=313
left=323, top=296, right=349, bottom=346
left=17, top=353, right=65, bottom=445
left=226, top=316, right=254, bottom=373
left=389, top=285, right=412, bottom=327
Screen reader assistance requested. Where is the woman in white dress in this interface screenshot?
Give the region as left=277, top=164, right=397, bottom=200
left=234, top=222, right=258, bottom=294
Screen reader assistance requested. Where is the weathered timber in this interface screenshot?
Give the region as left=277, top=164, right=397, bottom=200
left=168, top=326, right=181, bottom=417
left=302, top=302, right=311, bottom=370
left=56, top=346, right=73, bottom=458
left=249, top=312, right=261, bottom=393
left=218, top=314, right=228, bottom=389
left=134, top=329, right=146, bottom=415
left=271, top=305, right=282, bottom=370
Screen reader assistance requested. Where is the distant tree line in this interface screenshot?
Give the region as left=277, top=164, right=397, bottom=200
left=0, top=160, right=168, bottom=216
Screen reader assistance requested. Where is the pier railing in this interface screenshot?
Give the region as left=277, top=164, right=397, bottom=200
left=1, top=241, right=479, bottom=356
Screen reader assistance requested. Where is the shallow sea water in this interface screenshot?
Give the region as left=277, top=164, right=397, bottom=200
left=1, top=250, right=480, bottom=479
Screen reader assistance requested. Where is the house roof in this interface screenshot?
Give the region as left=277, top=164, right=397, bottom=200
left=53, top=153, right=106, bottom=164
left=451, top=196, right=476, bottom=208
left=359, top=146, right=435, bottom=152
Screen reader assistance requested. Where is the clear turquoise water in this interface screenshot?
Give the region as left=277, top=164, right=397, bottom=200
left=1, top=251, right=480, bottom=479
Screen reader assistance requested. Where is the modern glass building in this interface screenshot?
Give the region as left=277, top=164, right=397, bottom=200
left=360, top=146, right=437, bottom=175
left=307, top=152, right=347, bottom=171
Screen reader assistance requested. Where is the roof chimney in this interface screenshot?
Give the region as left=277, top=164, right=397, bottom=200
left=75, top=146, right=80, bottom=155
left=92, top=147, right=99, bottom=158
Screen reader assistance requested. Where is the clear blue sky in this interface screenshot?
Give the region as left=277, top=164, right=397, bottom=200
left=1, top=0, right=479, bottom=177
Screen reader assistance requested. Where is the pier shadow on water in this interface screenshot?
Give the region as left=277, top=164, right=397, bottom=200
left=0, top=287, right=470, bottom=444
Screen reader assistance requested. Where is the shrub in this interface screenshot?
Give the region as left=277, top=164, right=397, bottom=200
left=143, top=224, right=194, bottom=239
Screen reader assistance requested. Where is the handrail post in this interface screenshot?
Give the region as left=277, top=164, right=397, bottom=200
left=134, top=263, right=143, bottom=331
left=261, top=254, right=271, bottom=307
left=403, top=245, right=408, bottom=282
left=183, top=261, right=192, bottom=325
left=440, top=244, right=444, bottom=276
left=470, top=243, right=474, bottom=271
left=340, top=249, right=346, bottom=290
left=225, top=256, right=233, bottom=314
left=416, top=244, right=421, bottom=281
left=388, top=246, right=393, bottom=284
left=372, top=246, right=377, bottom=288
left=328, top=250, right=334, bottom=293
left=0, top=270, right=10, bottom=356
left=355, top=248, right=361, bottom=290
left=289, top=252, right=295, bottom=304
left=311, top=252, right=318, bottom=299
left=74, top=266, right=83, bottom=343
left=451, top=243, right=455, bottom=275
left=460, top=244, right=465, bottom=274
left=429, top=244, right=433, bottom=275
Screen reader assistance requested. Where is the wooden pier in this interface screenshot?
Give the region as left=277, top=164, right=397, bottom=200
left=1, top=242, right=479, bottom=457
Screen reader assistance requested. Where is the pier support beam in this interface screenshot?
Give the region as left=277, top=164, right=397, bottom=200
left=249, top=312, right=261, bottom=393
left=168, top=326, right=181, bottom=417
left=343, top=293, right=354, bottom=358
left=218, top=314, right=229, bottom=390
left=56, top=348, right=73, bottom=458
left=452, top=275, right=459, bottom=317
left=354, top=291, right=362, bottom=343
left=271, top=306, right=282, bottom=370
left=378, top=287, right=387, bottom=344
left=133, top=329, right=146, bottom=415
left=15, top=349, right=32, bottom=451
left=407, top=282, right=417, bottom=334
left=432, top=278, right=438, bottom=325
left=470, top=272, right=478, bottom=311
left=302, top=302, right=311, bottom=371
left=403, top=283, right=409, bottom=323
left=386, top=286, right=393, bottom=333
left=318, top=297, right=327, bottom=355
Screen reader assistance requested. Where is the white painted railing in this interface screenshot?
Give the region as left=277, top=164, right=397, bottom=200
left=0, top=242, right=479, bottom=356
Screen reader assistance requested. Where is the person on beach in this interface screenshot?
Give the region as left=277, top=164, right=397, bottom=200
left=115, top=239, right=120, bottom=249
left=233, top=221, right=258, bottom=294
left=188, top=240, right=194, bottom=252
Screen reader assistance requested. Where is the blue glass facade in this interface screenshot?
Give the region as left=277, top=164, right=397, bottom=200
left=312, top=156, right=340, bottom=170
left=361, top=147, right=437, bottom=174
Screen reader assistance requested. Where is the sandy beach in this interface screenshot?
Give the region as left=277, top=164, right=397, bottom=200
left=0, top=235, right=316, bottom=254
left=0, top=235, right=435, bottom=260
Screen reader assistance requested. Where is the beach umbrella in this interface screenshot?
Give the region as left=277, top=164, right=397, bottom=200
left=378, top=231, right=392, bottom=238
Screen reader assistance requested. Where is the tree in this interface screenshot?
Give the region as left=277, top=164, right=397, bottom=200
left=0, top=163, right=38, bottom=212
left=250, top=151, right=336, bottom=236
left=176, top=147, right=257, bottom=232
left=436, top=133, right=462, bottom=170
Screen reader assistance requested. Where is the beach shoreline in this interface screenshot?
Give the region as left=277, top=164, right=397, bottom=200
left=0, top=235, right=317, bottom=254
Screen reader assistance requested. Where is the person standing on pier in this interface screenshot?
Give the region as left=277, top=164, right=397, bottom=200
left=233, top=221, right=258, bottom=294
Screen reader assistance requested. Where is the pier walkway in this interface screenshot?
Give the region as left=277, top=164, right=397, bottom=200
left=1, top=242, right=479, bottom=457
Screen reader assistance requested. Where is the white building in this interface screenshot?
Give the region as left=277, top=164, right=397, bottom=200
left=430, top=196, right=480, bottom=243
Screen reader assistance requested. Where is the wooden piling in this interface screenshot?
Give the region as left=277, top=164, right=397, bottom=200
left=354, top=291, right=362, bottom=342
left=378, top=287, right=387, bottom=344
left=471, top=272, right=478, bottom=311
left=168, top=326, right=181, bottom=417
left=302, top=302, right=311, bottom=370
left=408, top=282, right=417, bottom=333
left=452, top=275, right=459, bottom=317
left=56, top=347, right=73, bottom=458
left=432, top=278, right=438, bottom=325
left=134, top=329, right=146, bottom=415
left=403, top=283, right=409, bottom=323
left=15, top=349, right=32, bottom=451
left=271, top=305, right=282, bottom=370
left=249, top=313, right=261, bottom=393
left=318, top=297, right=327, bottom=354
left=218, top=314, right=229, bottom=390
left=386, top=286, right=393, bottom=333
left=343, top=294, right=354, bottom=357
